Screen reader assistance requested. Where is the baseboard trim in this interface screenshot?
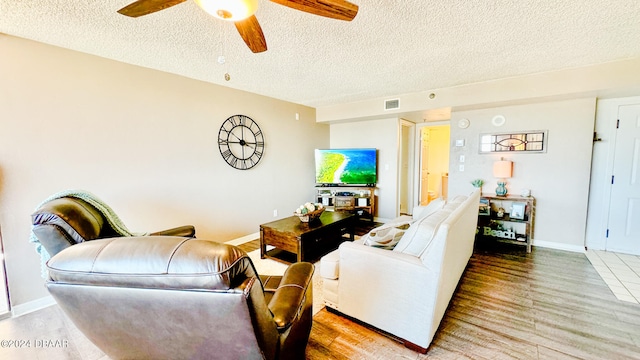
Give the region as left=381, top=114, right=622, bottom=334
left=533, top=240, right=585, bottom=253
left=11, top=295, right=56, bottom=317
left=225, top=232, right=260, bottom=246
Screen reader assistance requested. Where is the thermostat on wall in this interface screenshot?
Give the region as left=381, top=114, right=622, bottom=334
left=455, top=139, right=465, bottom=147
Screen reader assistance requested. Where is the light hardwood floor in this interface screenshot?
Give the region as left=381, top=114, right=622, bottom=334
left=1, top=242, right=639, bottom=359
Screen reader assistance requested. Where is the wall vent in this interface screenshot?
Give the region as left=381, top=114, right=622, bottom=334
left=384, top=99, right=400, bottom=110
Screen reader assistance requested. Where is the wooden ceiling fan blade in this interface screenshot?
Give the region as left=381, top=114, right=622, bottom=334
left=117, top=0, right=188, bottom=17
left=235, top=15, right=268, bottom=53
left=270, top=0, right=358, bottom=21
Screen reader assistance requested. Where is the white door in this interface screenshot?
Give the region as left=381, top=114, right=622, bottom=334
left=606, top=104, right=640, bottom=254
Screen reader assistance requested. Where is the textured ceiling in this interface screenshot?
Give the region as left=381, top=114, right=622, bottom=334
left=2, top=0, right=640, bottom=107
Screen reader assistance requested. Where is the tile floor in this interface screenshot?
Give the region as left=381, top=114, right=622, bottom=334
left=585, top=249, right=640, bottom=304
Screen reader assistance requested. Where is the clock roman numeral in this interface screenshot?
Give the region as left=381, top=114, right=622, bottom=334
left=228, top=156, right=238, bottom=168
left=248, top=153, right=261, bottom=167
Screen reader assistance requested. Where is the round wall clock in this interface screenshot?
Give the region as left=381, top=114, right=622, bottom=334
left=218, top=115, right=264, bottom=170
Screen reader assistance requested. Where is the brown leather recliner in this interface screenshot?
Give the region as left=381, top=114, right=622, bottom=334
left=46, top=236, right=314, bottom=360
left=31, top=196, right=196, bottom=257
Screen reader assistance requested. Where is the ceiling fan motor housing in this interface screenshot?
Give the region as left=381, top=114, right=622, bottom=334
left=194, top=0, right=259, bottom=21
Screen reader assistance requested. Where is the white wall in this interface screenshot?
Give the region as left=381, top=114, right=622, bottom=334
left=316, top=58, right=640, bottom=123
left=448, top=98, right=596, bottom=251
left=329, top=118, right=400, bottom=220
left=0, top=35, right=329, bottom=306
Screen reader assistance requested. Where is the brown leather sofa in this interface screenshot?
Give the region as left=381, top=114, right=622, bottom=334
left=46, top=236, right=314, bottom=359
left=31, top=196, right=196, bottom=257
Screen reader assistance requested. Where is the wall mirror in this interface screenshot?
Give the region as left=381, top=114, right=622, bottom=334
left=479, top=130, right=547, bottom=153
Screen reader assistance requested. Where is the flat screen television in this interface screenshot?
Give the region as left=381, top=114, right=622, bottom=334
left=315, top=148, right=377, bottom=185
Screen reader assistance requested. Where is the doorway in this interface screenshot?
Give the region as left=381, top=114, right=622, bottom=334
left=417, top=123, right=450, bottom=205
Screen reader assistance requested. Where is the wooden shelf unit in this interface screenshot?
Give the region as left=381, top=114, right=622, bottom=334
left=315, top=186, right=376, bottom=221
left=477, top=194, right=535, bottom=252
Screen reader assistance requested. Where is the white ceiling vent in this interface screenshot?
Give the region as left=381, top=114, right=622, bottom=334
left=384, top=99, right=400, bottom=110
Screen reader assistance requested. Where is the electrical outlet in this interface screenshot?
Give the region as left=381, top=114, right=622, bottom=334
left=459, top=155, right=465, bottom=163
left=459, top=164, right=465, bottom=172
left=273, top=209, right=278, bottom=217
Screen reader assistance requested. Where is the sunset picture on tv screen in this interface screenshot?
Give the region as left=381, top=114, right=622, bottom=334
left=315, top=149, right=377, bottom=184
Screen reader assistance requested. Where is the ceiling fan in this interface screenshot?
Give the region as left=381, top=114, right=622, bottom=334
left=117, top=0, right=359, bottom=53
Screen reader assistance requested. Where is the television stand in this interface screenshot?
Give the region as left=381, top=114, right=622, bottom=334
left=315, top=186, right=376, bottom=222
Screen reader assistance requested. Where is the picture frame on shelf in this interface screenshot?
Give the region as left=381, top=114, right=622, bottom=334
left=510, top=202, right=526, bottom=220
left=479, top=198, right=490, bottom=216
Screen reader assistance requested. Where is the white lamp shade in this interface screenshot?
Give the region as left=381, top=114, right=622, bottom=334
left=194, top=0, right=259, bottom=21
left=493, top=160, right=513, bottom=178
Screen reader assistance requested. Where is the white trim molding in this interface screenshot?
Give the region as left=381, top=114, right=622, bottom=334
left=533, top=240, right=585, bottom=253
left=11, top=295, right=56, bottom=318
left=225, top=232, right=260, bottom=246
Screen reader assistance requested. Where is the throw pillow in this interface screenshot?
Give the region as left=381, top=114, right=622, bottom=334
left=362, top=221, right=412, bottom=250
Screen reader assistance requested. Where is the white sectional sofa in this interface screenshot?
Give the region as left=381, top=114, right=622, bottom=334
left=319, top=189, right=481, bottom=353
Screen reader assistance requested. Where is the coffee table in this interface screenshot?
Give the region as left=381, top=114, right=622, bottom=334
left=260, top=211, right=355, bottom=264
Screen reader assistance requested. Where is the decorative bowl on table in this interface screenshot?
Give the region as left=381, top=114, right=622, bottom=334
left=294, top=202, right=325, bottom=223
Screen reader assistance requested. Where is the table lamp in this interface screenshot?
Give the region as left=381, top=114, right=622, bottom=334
left=493, top=158, right=513, bottom=196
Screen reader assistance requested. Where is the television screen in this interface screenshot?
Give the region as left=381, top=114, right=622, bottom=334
left=315, top=148, right=377, bottom=185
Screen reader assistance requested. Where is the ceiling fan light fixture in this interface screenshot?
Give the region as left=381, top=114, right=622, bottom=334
left=194, top=0, right=259, bottom=21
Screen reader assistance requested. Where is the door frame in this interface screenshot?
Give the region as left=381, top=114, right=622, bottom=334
left=398, top=119, right=415, bottom=216
left=586, top=96, right=640, bottom=250
left=413, top=121, right=450, bottom=211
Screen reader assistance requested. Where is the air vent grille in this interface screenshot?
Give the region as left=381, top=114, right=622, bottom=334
left=384, top=99, right=400, bottom=110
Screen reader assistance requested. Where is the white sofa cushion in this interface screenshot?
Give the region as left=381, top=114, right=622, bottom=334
left=392, top=209, right=451, bottom=256
left=412, top=197, right=445, bottom=221
left=361, top=220, right=412, bottom=250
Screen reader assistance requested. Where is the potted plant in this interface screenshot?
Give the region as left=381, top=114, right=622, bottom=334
left=471, top=179, right=484, bottom=189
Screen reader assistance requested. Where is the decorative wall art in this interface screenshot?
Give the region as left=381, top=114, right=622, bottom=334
left=479, top=130, right=548, bottom=153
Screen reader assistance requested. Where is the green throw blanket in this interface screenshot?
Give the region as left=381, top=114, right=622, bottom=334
left=30, top=190, right=146, bottom=278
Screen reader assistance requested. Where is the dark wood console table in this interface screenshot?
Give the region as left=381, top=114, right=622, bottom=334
left=260, top=211, right=355, bottom=263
